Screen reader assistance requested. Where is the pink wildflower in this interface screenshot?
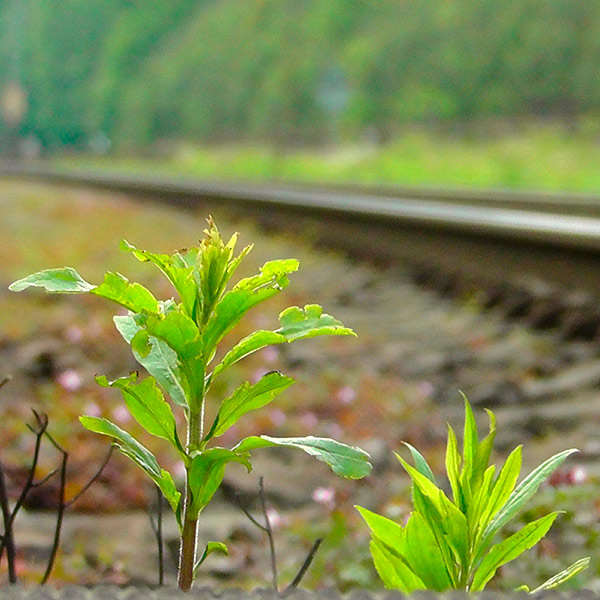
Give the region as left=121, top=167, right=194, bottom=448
left=83, top=402, right=101, bottom=417
left=300, top=411, right=318, bottom=428
left=311, top=486, right=335, bottom=509
left=262, top=347, right=279, bottom=364
left=269, top=408, right=287, bottom=427
left=265, top=507, right=287, bottom=529
left=335, top=385, right=356, bottom=405
left=111, top=405, right=130, bottom=424
left=64, top=325, right=83, bottom=343
left=56, top=369, right=83, bottom=392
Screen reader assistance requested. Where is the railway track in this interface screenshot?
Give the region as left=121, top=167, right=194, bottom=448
left=3, top=165, right=600, bottom=449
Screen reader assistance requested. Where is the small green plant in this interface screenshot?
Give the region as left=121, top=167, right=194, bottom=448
left=357, top=398, right=589, bottom=593
left=10, top=218, right=372, bottom=590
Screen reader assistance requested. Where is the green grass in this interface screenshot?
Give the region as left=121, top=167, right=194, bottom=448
left=59, top=121, right=600, bottom=194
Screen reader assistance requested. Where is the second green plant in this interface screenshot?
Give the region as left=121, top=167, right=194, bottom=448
left=10, top=219, right=372, bottom=590
left=357, top=399, right=588, bottom=593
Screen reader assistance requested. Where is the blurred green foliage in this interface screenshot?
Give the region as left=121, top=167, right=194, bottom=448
left=0, top=0, right=599, bottom=151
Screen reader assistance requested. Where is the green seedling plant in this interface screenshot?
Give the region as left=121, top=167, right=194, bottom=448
left=10, top=218, right=372, bottom=590
left=357, top=398, right=589, bottom=593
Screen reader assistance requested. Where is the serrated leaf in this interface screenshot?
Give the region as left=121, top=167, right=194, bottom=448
left=120, top=240, right=198, bottom=317
left=277, top=304, right=355, bottom=342
left=9, top=267, right=95, bottom=293
left=234, top=435, right=372, bottom=479
left=528, top=557, right=590, bottom=593
left=234, top=259, right=299, bottom=291
left=206, top=372, right=294, bottom=440
left=114, top=315, right=189, bottom=407
left=188, top=448, right=251, bottom=517
left=91, top=271, right=159, bottom=313
left=470, top=513, right=559, bottom=591
left=96, top=373, right=185, bottom=458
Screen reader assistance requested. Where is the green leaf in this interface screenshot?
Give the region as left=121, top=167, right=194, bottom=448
left=188, top=448, right=251, bottom=517
left=9, top=267, right=95, bottom=293
left=114, top=315, right=189, bottom=407
left=206, top=372, right=294, bottom=440
left=276, top=304, right=355, bottom=341
left=96, top=373, right=185, bottom=459
left=203, top=287, right=283, bottom=352
left=528, top=557, right=590, bottom=593
left=478, top=449, right=579, bottom=555
left=193, top=541, right=229, bottom=576
left=234, top=435, right=372, bottom=479
left=235, top=259, right=299, bottom=291
left=460, top=395, right=479, bottom=503
left=398, top=456, right=468, bottom=571
left=120, top=240, right=198, bottom=317
left=211, top=330, right=286, bottom=380
left=91, top=271, right=159, bottom=313
left=403, top=442, right=437, bottom=484
left=445, top=424, right=462, bottom=508
left=470, top=513, right=559, bottom=591
left=475, top=409, right=497, bottom=480
left=404, top=511, right=454, bottom=591
left=369, top=537, right=426, bottom=593
left=79, top=416, right=182, bottom=518
left=79, top=416, right=161, bottom=477
left=478, top=446, right=522, bottom=532
left=356, top=506, right=406, bottom=551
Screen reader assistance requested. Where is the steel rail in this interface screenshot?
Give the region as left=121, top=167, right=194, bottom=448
left=2, top=163, right=600, bottom=252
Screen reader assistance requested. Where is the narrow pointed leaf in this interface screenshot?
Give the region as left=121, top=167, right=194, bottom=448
left=369, top=537, right=426, bottom=593
left=445, top=424, right=462, bottom=508
left=470, top=513, right=559, bottom=591
left=206, top=372, right=294, bottom=440
left=235, top=259, right=299, bottom=291
left=479, top=449, right=579, bottom=553
left=9, top=267, right=95, bottom=293
left=234, top=435, right=372, bottom=479
left=403, top=442, right=437, bottom=484
left=528, top=557, right=590, bottom=593
left=356, top=506, right=406, bottom=551
left=91, top=271, right=159, bottom=312
left=404, top=511, right=454, bottom=590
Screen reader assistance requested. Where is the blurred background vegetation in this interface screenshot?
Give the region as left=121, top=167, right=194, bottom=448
left=1, top=0, right=600, bottom=191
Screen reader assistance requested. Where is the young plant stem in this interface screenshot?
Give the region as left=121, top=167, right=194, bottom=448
left=178, top=407, right=202, bottom=590
left=0, top=461, right=17, bottom=584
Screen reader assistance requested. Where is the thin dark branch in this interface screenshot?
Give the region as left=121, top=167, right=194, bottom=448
left=0, top=410, right=48, bottom=562
left=64, top=446, right=113, bottom=509
left=259, top=477, right=278, bottom=591
left=285, top=538, right=323, bottom=591
left=146, top=486, right=165, bottom=586
left=0, top=376, right=11, bottom=390
left=40, top=431, right=67, bottom=585
left=234, top=491, right=267, bottom=532
left=31, top=469, right=58, bottom=488
left=0, top=461, right=17, bottom=583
